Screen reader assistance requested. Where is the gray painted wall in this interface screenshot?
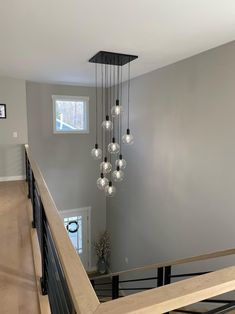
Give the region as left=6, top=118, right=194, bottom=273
left=26, top=82, right=106, bottom=268
left=0, top=77, right=28, bottom=179
left=107, top=41, right=235, bottom=273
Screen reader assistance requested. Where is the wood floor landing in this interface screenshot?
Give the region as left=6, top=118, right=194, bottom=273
left=0, top=180, right=39, bottom=314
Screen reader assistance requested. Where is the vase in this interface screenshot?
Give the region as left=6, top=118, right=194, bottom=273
left=97, top=257, right=107, bottom=274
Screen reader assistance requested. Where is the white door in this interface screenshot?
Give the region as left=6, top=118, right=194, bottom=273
left=60, top=207, right=91, bottom=270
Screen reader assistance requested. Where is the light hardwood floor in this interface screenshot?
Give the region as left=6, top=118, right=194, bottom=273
left=0, top=181, right=39, bottom=314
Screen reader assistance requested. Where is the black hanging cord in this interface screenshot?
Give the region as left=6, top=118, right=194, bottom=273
left=110, top=64, right=113, bottom=141
left=120, top=65, right=123, bottom=153
left=109, top=64, right=112, bottom=164
left=112, top=65, right=115, bottom=144
left=101, top=64, right=104, bottom=159
left=113, top=65, right=116, bottom=109
left=127, top=59, right=131, bottom=130
left=105, top=64, right=108, bottom=117
left=112, top=65, right=116, bottom=109
left=117, top=65, right=120, bottom=146
left=95, top=63, right=98, bottom=145
left=105, top=64, right=108, bottom=157
left=116, top=65, right=119, bottom=145
left=117, top=65, right=120, bottom=101
left=109, top=64, right=112, bottom=114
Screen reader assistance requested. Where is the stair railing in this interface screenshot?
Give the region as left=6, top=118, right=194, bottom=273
left=25, top=145, right=99, bottom=314
left=25, top=144, right=235, bottom=314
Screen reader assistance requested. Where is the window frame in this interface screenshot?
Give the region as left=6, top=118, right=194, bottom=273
left=52, top=95, right=89, bottom=134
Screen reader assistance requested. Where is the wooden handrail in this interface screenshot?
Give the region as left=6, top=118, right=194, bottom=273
left=95, top=266, right=235, bottom=314
left=25, top=145, right=100, bottom=314
left=90, top=247, right=235, bottom=280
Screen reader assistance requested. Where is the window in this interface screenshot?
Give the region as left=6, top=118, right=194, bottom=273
left=52, top=95, right=89, bottom=133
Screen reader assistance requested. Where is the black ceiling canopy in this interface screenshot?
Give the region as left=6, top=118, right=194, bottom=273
left=89, top=51, right=138, bottom=66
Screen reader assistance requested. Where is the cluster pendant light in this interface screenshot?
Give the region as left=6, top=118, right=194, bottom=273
left=90, top=51, right=138, bottom=197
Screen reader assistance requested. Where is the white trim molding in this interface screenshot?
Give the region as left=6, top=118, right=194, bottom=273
left=0, top=175, right=26, bottom=182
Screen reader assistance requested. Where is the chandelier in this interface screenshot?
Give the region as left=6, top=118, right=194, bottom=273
left=89, top=51, right=138, bottom=197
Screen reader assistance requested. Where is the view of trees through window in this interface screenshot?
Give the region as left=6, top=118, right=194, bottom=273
left=55, top=100, right=85, bottom=131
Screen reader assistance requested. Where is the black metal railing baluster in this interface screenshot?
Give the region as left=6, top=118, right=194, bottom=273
left=25, top=149, right=28, bottom=182
left=31, top=173, right=36, bottom=228
left=112, top=275, right=119, bottom=299
left=39, top=202, right=48, bottom=295
left=164, top=266, right=171, bottom=285
left=34, top=185, right=41, bottom=230
left=157, top=267, right=164, bottom=287
left=27, top=163, right=31, bottom=199
left=164, top=266, right=172, bottom=314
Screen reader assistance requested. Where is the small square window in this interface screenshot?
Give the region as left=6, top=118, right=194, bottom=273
left=52, top=95, right=89, bottom=133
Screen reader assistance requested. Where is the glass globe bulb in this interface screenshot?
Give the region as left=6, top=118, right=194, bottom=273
left=104, top=182, right=116, bottom=197
left=91, top=145, right=102, bottom=160
left=100, top=158, right=112, bottom=174
left=102, top=115, right=113, bottom=131
left=122, top=129, right=134, bottom=145
left=111, top=100, right=123, bottom=117
left=111, top=105, right=123, bottom=117
left=108, top=138, right=120, bottom=154
left=115, top=155, right=127, bottom=170
left=97, top=174, right=109, bottom=190
left=111, top=106, right=123, bottom=117
left=112, top=167, right=124, bottom=182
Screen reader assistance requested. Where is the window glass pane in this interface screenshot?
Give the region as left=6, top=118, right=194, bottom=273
left=64, top=216, right=83, bottom=254
left=68, top=216, right=78, bottom=221
left=69, top=232, right=78, bottom=250
left=53, top=96, right=88, bottom=133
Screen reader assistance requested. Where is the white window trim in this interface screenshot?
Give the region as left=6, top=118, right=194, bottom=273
left=52, top=95, right=89, bottom=134
left=60, top=207, right=92, bottom=271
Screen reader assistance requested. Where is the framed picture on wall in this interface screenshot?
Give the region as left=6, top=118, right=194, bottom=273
left=0, top=104, right=6, bottom=119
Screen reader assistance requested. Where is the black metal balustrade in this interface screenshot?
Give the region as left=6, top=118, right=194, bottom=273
left=25, top=147, right=235, bottom=314
left=91, top=266, right=235, bottom=313
left=90, top=257, right=235, bottom=313
left=25, top=149, right=76, bottom=314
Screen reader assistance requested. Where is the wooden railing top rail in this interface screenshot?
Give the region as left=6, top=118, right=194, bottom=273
left=95, top=265, right=235, bottom=314
left=90, top=247, right=235, bottom=280
left=25, top=145, right=100, bottom=314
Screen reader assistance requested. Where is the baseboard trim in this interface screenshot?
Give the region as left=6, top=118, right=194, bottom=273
left=0, top=175, right=26, bottom=182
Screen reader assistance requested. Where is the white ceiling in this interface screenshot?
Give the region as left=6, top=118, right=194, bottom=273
left=1, top=0, right=235, bottom=86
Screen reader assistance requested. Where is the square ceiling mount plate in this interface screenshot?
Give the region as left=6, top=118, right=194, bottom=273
left=89, top=51, right=138, bottom=66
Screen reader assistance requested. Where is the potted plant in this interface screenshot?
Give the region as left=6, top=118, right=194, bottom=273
left=94, top=231, right=111, bottom=274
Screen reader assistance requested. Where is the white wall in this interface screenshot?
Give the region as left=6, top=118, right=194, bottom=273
left=107, top=41, right=235, bottom=273
left=0, top=77, right=28, bottom=180
left=26, top=82, right=106, bottom=268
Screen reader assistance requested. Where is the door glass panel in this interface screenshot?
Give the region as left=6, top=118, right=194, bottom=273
left=61, top=208, right=89, bottom=270
left=64, top=215, right=83, bottom=254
